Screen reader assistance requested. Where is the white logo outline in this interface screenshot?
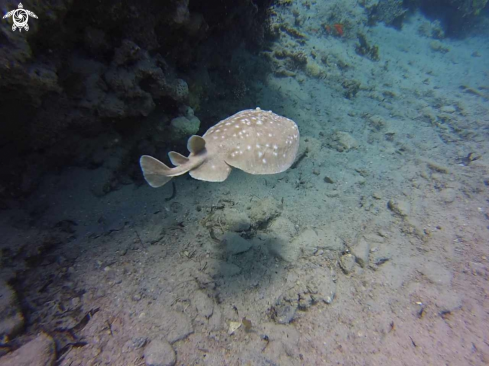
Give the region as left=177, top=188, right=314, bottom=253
left=3, top=3, right=38, bottom=32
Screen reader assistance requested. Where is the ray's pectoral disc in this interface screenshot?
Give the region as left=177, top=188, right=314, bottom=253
left=139, top=107, right=300, bottom=188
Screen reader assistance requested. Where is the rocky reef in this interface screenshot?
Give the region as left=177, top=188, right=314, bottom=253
left=0, top=0, right=274, bottom=200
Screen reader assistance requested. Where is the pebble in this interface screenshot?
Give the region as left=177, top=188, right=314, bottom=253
left=372, top=192, right=382, bottom=200
left=222, top=232, right=252, bottom=255
left=440, top=105, right=456, bottom=113
left=143, top=339, right=176, bottom=366
left=340, top=253, right=356, bottom=274
left=274, top=303, right=297, bottom=324
left=351, top=237, right=370, bottom=268
left=387, top=199, right=411, bottom=217
left=440, top=188, right=457, bottom=203
left=0, top=332, right=55, bottom=366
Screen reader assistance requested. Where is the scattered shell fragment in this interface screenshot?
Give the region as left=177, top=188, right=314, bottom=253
left=228, top=321, right=242, bottom=335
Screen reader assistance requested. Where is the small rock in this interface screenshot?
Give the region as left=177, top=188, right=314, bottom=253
left=249, top=197, right=282, bottom=228
left=0, top=332, right=55, bottom=366
left=339, top=254, right=356, bottom=274
left=439, top=188, right=457, bottom=204
left=267, top=217, right=296, bottom=242
left=267, top=227, right=343, bottom=262
left=368, top=115, right=387, bottom=130
left=222, top=209, right=251, bottom=232
left=71, top=297, right=80, bottom=308
left=274, top=267, right=336, bottom=322
left=372, top=192, right=382, bottom=200
left=440, top=105, right=456, bottom=113
left=329, top=131, right=358, bottom=152
left=426, top=161, right=450, bottom=174
left=324, top=176, right=335, bottom=184
left=273, top=303, right=297, bottom=324
left=387, top=199, right=411, bottom=217
left=122, top=337, right=147, bottom=353
left=430, top=40, right=450, bottom=53
left=222, top=232, right=252, bottom=255
left=133, top=337, right=147, bottom=349
left=303, top=268, right=336, bottom=304
left=351, top=237, right=370, bottom=268
left=363, top=233, right=385, bottom=244
left=144, top=340, right=176, bottom=366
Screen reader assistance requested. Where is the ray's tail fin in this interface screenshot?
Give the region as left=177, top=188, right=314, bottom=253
left=139, top=155, right=173, bottom=188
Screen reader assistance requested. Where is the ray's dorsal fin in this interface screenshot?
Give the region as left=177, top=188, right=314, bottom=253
left=187, top=135, right=206, bottom=154
left=168, top=151, right=189, bottom=166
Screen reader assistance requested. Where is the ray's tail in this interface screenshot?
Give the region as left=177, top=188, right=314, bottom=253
left=139, top=155, right=174, bottom=188
left=140, top=136, right=207, bottom=188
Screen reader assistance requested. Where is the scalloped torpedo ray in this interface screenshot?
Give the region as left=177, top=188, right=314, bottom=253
left=139, top=107, right=300, bottom=187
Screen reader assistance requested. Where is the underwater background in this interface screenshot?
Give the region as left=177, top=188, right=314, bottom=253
left=0, top=0, right=488, bottom=364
